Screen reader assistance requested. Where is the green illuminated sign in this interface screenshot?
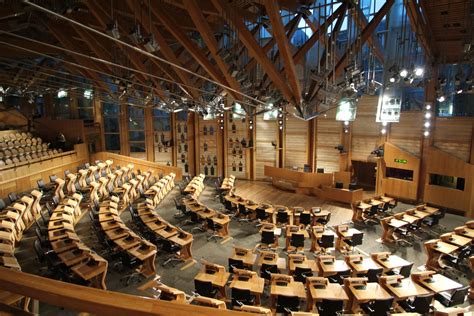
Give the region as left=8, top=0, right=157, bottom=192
left=394, top=158, right=407, bottom=164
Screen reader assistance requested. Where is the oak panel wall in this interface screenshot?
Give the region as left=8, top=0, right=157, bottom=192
left=389, top=111, right=424, bottom=156
left=433, top=118, right=473, bottom=162
left=351, top=96, right=380, bottom=162
left=256, top=115, right=277, bottom=180
left=285, top=116, right=308, bottom=169
left=0, top=144, right=89, bottom=198
left=316, top=109, right=341, bottom=173
left=423, top=146, right=474, bottom=217
left=92, top=151, right=182, bottom=181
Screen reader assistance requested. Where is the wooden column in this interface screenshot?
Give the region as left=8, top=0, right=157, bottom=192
left=249, top=112, right=257, bottom=180
left=119, top=102, right=129, bottom=156
left=145, top=107, right=154, bottom=162
left=70, top=96, right=79, bottom=119
left=43, top=94, right=54, bottom=118
left=171, top=113, right=177, bottom=166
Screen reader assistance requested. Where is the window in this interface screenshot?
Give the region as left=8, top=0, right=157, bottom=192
left=436, top=63, right=474, bottom=117
left=152, top=109, right=172, bottom=164
left=103, top=102, right=120, bottom=152
left=77, top=97, right=94, bottom=124
left=386, top=167, right=413, bottom=181
left=263, top=108, right=278, bottom=120
left=54, top=95, right=70, bottom=119
left=232, top=102, right=246, bottom=119
left=429, top=174, right=465, bottom=191
left=128, top=106, right=146, bottom=159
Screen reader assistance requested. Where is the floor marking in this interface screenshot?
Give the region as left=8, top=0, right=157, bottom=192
left=220, top=236, right=233, bottom=244
left=180, top=259, right=196, bottom=270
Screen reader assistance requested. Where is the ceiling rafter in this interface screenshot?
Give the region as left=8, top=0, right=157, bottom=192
left=183, top=0, right=243, bottom=100
left=84, top=1, right=169, bottom=101
left=150, top=4, right=237, bottom=100
left=125, top=0, right=199, bottom=99
left=350, top=4, right=385, bottom=64
left=211, top=0, right=295, bottom=104
left=264, top=0, right=302, bottom=105
left=293, top=3, right=347, bottom=64
left=404, top=0, right=437, bottom=62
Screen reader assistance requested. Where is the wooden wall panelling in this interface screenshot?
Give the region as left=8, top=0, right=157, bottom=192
left=423, top=146, right=474, bottom=217
left=198, top=117, right=219, bottom=177
left=389, top=111, right=424, bottom=156
left=316, top=108, right=341, bottom=173
left=175, top=112, right=192, bottom=176
left=433, top=118, right=473, bottom=162
left=284, top=115, right=308, bottom=169
left=227, top=114, right=248, bottom=179
left=92, top=151, right=182, bottom=181
left=0, top=144, right=89, bottom=198
left=351, top=96, right=380, bottom=162
left=151, top=110, right=173, bottom=165
left=256, top=115, right=277, bottom=180
left=376, top=142, right=420, bottom=201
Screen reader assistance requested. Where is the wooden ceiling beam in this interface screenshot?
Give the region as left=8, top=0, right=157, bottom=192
left=46, top=23, right=111, bottom=94
left=264, top=0, right=302, bottom=104
left=405, top=0, right=437, bottom=62
left=211, top=0, right=295, bottom=104
left=293, top=3, right=347, bottom=64
left=183, top=0, right=242, bottom=100
left=350, top=5, right=385, bottom=64
left=245, top=14, right=300, bottom=72
left=150, top=4, right=235, bottom=99
left=332, top=0, right=394, bottom=79
left=125, top=0, right=199, bottom=99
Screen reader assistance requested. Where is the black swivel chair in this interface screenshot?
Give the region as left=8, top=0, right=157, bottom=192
left=361, top=298, right=394, bottom=316
left=345, top=232, right=364, bottom=252
left=7, top=192, right=19, bottom=204
left=33, top=239, right=68, bottom=279
left=224, top=199, right=237, bottom=214
left=276, top=295, right=299, bottom=314
left=35, top=227, right=49, bottom=248
left=434, top=286, right=469, bottom=307
left=255, top=207, right=270, bottom=227
left=299, top=212, right=312, bottom=226
left=0, top=198, right=6, bottom=212
left=289, top=233, right=305, bottom=253
left=260, top=263, right=278, bottom=281
left=162, top=239, right=183, bottom=266
left=206, top=218, right=223, bottom=242
left=316, top=212, right=331, bottom=226
left=294, top=267, right=313, bottom=283
left=237, top=204, right=251, bottom=222
left=387, top=263, right=413, bottom=278
left=119, top=252, right=143, bottom=285
left=399, top=294, right=434, bottom=314
left=261, top=230, right=276, bottom=248
left=317, top=299, right=344, bottom=316
left=174, top=198, right=189, bottom=218
left=328, top=269, right=351, bottom=284
left=276, top=210, right=289, bottom=226
left=366, top=268, right=384, bottom=283
left=228, top=258, right=245, bottom=273
left=194, top=279, right=217, bottom=298
left=231, top=288, right=255, bottom=308
left=317, top=234, right=335, bottom=254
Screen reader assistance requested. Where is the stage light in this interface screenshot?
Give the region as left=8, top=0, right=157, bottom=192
left=424, top=131, right=430, bottom=137
left=424, top=122, right=430, bottom=128
left=344, top=121, right=349, bottom=126
left=382, top=122, right=387, bottom=126
left=84, top=89, right=93, bottom=99
left=414, top=67, right=424, bottom=77
left=399, top=69, right=408, bottom=78
left=437, top=95, right=445, bottom=102
left=457, top=89, right=463, bottom=94
left=425, top=104, right=431, bottom=110
left=425, top=112, right=431, bottom=119
left=381, top=128, right=387, bottom=134
left=57, top=89, right=67, bottom=98
left=389, top=77, right=396, bottom=83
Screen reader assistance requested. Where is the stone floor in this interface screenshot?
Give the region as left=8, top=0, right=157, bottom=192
left=15, top=179, right=473, bottom=314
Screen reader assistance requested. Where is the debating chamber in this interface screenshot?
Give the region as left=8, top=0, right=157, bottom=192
left=0, top=0, right=474, bottom=315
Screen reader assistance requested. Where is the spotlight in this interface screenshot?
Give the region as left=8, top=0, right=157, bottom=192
left=382, top=122, right=387, bottom=127
left=424, top=131, right=430, bottom=137
left=84, top=89, right=93, bottom=99
left=144, top=36, right=160, bottom=53
left=425, top=104, right=431, bottom=110
left=381, top=128, right=387, bottom=135
left=425, top=112, right=431, bottom=119
left=344, top=121, right=349, bottom=126
left=457, top=89, right=463, bottom=94
left=424, top=122, right=430, bottom=128
left=389, top=77, right=396, bottom=83
left=107, top=20, right=120, bottom=39
left=399, top=69, right=408, bottom=78
left=414, top=67, right=424, bottom=77
left=437, top=96, right=445, bottom=102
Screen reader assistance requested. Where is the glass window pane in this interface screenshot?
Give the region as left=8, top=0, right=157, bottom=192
left=130, top=142, right=146, bottom=153
left=129, top=131, right=145, bottom=141
left=105, top=134, right=120, bottom=151
left=104, top=118, right=120, bottom=133
left=103, top=103, right=119, bottom=115
left=128, top=119, right=145, bottom=130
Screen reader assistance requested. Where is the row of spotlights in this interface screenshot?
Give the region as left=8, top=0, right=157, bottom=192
left=424, top=103, right=432, bottom=137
